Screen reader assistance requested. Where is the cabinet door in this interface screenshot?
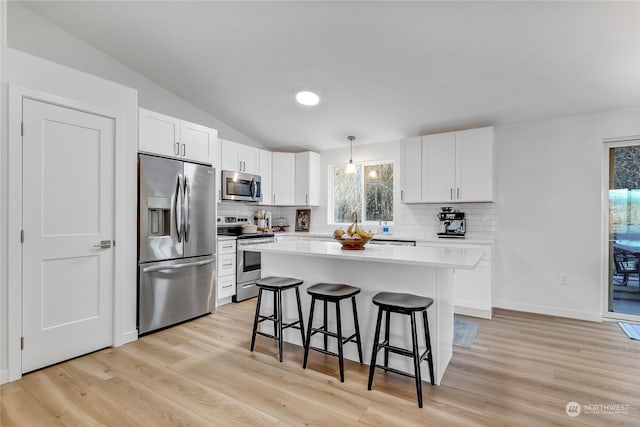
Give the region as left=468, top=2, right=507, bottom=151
left=241, top=145, right=260, bottom=175
left=138, top=108, right=180, bottom=158
left=180, top=120, right=216, bottom=164
left=221, top=139, right=241, bottom=172
left=400, top=137, right=422, bottom=203
left=455, top=127, right=494, bottom=202
left=272, top=153, right=295, bottom=205
left=294, top=151, right=320, bottom=205
left=259, top=149, right=272, bottom=205
left=422, top=132, right=456, bottom=203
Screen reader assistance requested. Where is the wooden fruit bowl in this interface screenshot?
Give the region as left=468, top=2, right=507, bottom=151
left=334, top=235, right=373, bottom=250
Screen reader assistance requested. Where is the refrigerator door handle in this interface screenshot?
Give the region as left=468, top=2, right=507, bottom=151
left=142, top=258, right=214, bottom=273
left=184, top=176, right=191, bottom=242
left=174, top=174, right=183, bottom=243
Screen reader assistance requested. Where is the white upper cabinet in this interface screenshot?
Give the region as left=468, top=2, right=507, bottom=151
left=138, top=108, right=217, bottom=165
left=295, top=151, right=320, bottom=206
left=221, top=139, right=260, bottom=174
left=272, top=152, right=295, bottom=205
left=422, top=132, right=456, bottom=203
left=258, top=149, right=272, bottom=205
left=180, top=120, right=217, bottom=164
left=400, top=137, right=422, bottom=203
left=455, top=127, right=494, bottom=202
left=401, top=126, right=494, bottom=203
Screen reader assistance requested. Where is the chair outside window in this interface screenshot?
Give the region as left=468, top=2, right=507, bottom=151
left=613, top=247, right=639, bottom=286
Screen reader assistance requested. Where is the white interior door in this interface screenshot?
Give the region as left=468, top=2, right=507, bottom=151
left=22, top=98, right=115, bottom=373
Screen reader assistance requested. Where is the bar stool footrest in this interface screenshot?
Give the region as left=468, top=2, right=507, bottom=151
left=258, top=314, right=276, bottom=323
left=310, top=327, right=338, bottom=338
left=256, top=331, right=278, bottom=339
left=282, top=320, right=302, bottom=330
left=374, top=364, right=416, bottom=379
left=375, top=340, right=414, bottom=358
left=308, top=346, right=340, bottom=358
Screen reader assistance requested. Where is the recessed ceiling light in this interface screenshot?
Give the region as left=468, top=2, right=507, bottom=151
left=296, top=91, right=320, bottom=106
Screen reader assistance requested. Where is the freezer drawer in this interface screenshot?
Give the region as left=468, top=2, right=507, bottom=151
left=138, top=256, right=215, bottom=334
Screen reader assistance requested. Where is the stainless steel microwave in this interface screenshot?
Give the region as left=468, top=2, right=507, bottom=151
left=221, top=170, right=262, bottom=202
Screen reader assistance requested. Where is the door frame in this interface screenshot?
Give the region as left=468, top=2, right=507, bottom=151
left=7, top=85, right=127, bottom=382
left=601, top=135, right=640, bottom=321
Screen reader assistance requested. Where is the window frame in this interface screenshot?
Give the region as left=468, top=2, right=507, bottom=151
left=328, top=160, right=395, bottom=226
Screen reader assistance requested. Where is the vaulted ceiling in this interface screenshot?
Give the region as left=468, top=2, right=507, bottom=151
left=18, top=1, right=640, bottom=151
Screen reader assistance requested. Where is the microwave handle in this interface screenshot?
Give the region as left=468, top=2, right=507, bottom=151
left=250, top=178, right=257, bottom=200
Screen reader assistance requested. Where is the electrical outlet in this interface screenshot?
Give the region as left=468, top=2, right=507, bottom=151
left=559, top=274, right=569, bottom=285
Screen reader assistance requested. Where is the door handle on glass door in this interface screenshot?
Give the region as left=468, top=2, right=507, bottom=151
left=175, top=174, right=183, bottom=243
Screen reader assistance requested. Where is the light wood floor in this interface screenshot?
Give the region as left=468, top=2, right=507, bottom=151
left=2, top=302, right=640, bottom=426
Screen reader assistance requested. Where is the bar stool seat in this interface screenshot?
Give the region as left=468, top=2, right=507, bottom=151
left=250, top=276, right=306, bottom=362
left=372, top=292, right=433, bottom=312
left=368, top=291, right=435, bottom=408
left=303, top=283, right=363, bottom=382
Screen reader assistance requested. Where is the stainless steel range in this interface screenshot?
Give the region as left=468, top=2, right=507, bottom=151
left=217, top=216, right=275, bottom=302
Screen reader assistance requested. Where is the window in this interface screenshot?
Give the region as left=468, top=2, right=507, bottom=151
left=330, top=162, right=394, bottom=224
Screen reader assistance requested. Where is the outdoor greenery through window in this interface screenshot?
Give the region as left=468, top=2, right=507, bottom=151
left=332, top=162, right=393, bottom=223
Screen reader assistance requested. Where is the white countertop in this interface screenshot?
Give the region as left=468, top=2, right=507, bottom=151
left=249, top=240, right=485, bottom=269
left=274, top=231, right=494, bottom=245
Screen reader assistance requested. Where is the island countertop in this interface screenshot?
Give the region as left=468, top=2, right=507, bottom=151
left=248, top=240, right=484, bottom=269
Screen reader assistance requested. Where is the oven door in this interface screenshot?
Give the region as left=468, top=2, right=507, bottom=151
left=236, top=237, right=274, bottom=283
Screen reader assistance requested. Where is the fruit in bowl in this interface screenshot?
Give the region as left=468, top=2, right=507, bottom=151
left=332, top=214, right=374, bottom=250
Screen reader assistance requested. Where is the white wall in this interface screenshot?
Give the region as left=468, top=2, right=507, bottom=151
left=494, top=107, right=640, bottom=320
left=6, top=2, right=262, bottom=148
left=1, top=47, right=139, bottom=382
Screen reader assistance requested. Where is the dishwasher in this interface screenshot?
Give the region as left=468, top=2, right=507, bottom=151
left=369, top=239, right=416, bottom=247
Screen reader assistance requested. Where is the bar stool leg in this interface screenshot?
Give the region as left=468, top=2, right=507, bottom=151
left=250, top=288, right=263, bottom=352
left=277, top=289, right=284, bottom=362
left=367, top=307, right=384, bottom=390
left=335, top=300, right=345, bottom=382
left=323, top=299, right=328, bottom=351
left=383, top=310, right=391, bottom=368
left=295, top=287, right=306, bottom=347
left=422, top=310, right=435, bottom=385
left=351, top=296, right=363, bottom=363
left=410, top=312, right=423, bottom=408
left=303, top=296, right=316, bottom=369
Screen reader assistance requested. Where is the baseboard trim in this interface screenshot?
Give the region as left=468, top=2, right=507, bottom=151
left=454, top=305, right=492, bottom=319
left=0, top=369, right=8, bottom=385
left=120, top=329, right=138, bottom=346
left=493, top=301, right=602, bottom=322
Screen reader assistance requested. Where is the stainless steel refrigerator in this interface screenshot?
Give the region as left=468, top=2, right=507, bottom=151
left=138, top=154, right=216, bottom=334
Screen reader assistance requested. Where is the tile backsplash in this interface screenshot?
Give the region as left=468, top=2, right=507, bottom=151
left=218, top=202, right=495, bottom=241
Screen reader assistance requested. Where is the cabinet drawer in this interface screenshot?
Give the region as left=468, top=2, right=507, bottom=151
left=218, top=253, right=236, bottom=276
left=218, top=239, right=237, bottom=254
left=218, top=275, right=236, bottom=298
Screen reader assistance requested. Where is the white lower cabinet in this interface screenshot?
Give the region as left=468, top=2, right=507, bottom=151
left=217, top=239, right=237, bottom=306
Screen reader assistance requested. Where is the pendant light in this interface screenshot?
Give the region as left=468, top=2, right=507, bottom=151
left=345, top=135, right=357, bottom=174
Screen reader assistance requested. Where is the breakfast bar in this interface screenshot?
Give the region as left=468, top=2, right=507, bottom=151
left=249, top=240, right=485, bottom=385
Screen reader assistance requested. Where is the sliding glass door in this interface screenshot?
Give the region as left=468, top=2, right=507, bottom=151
left=606, top=141, right=640, bottom=319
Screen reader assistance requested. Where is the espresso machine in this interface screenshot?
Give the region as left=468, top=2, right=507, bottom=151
left=437, top=207, right=466, bottom=238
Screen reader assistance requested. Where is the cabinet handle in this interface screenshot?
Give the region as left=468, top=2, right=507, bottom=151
left=174, top=142, right=180, bottom=155
left=223, top=261, right=232, bottom=267
left=273, top=194, right=276, bottom=204
left=181, top=144, right=186, bottom=157
left=450, top=188, right=453, bottom=200
left=306, top=194, right=309, bottom=204
left=457, top=187, right=460, bottom=200
left=401, top=190, right=404, bottom=201
left=243, top=161, right=246, bottom=171
left=239, top=160, right=242, bottom=171
left=222, top=284, right=233, bottom=289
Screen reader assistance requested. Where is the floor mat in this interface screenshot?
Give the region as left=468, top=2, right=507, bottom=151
left=453, top=320, right=479, bottom=348
left=618, top=322, right=640, bottom=340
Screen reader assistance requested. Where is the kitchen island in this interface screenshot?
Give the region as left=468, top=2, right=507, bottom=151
left=249, top=240, right=484, bottom=385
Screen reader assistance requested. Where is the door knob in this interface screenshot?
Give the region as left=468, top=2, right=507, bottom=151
left=93, top=240, right=111, bottom=249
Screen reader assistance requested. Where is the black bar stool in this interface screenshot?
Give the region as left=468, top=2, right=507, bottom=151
left=303, top=283, right=363, bottom=382
left=250, top=276, right=306, bottom=362
left=367, top=292, right=435, bottom=408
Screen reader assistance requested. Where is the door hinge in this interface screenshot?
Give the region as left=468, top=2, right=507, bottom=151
left=20, top=337, right=24, bottom=350
left=20, top=122, right=24, bottom=136
left=20, top=230, right=24, bottom=243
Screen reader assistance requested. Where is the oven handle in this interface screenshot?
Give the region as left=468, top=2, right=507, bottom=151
left=238, top=239, right=275, bottom=246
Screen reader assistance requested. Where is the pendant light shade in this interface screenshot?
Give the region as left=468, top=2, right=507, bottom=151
left=345, top=136, right=356, bottom=174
